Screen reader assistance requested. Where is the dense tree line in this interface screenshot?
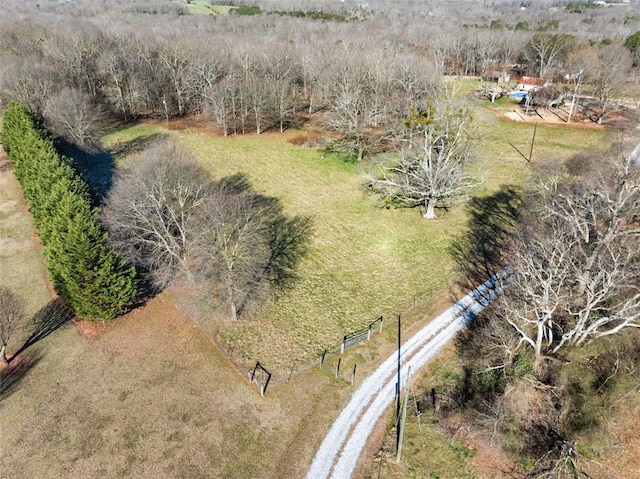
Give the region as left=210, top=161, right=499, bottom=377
left=446, top=146, right=640, bottom=476
left=0, top=0, right=637, bottom=159
left=1, top=103, right=138, bottom=321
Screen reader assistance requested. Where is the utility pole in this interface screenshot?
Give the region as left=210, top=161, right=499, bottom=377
left=528, top=121, right=538, bottom=163
left=162, top=95, right=169, bottom=128
left=396, top=366, right=411, bottom=461
left=396, top=313, right=401, bottom=422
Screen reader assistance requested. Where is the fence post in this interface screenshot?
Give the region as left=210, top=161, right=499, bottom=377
left=367, top=324, right=371, bottom=341
left=263, top=369, right=272, bottom=396
left=335, top=358, right=341, bottom=379
left=351, top=364, right=357, bottom=386
left=320, top=349, right=327, bottom=368
left=340, top=336, right=346, bottom=354
left=379, top=315, right=384, bottom=333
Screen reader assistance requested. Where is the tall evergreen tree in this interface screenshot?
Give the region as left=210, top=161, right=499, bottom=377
left=2, top=102, right=138, bottom=321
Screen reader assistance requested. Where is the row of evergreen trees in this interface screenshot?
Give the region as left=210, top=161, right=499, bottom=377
left=1, top=102, right=138, bottom=321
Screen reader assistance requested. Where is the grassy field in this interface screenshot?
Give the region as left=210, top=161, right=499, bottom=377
left=182, top=0, right=237, bottom=15
left=1, top=142, right=346, bottom=478
left=104, top=125, right=472, bottom=377
left=0, top=150, right=51, bottom=330
left=1, top=98, right=617, bottom=479
left=99, top=107, right=610, bottom=379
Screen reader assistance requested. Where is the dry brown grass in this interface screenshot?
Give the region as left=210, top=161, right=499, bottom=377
left=0, top=293, right=361, bottom=479
left=0, top=152, right=52, bottom=342
left=0, top=142, right=352, bottom=479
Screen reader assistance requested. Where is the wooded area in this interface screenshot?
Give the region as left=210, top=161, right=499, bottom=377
left=1, top=1, right=639, bottom=478
left=1, top=0, right=638, bottom=152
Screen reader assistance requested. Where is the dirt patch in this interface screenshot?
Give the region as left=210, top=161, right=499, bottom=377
left=71, top=318, right=109, bottom=340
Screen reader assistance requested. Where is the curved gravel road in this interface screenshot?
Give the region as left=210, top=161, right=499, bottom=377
left=306, top=277, right=500, bottom=479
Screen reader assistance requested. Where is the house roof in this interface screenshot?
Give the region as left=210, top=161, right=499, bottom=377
left=517, top=77, right=547, bottom=86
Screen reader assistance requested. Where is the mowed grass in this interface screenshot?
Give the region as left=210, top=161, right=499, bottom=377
left=182, top=0, right=237, bottom=15
left=471, top=109, right=609, bottom=194
left=105, top=125, right=470, bottom=374
left=102, top=111, right=609, bottom=378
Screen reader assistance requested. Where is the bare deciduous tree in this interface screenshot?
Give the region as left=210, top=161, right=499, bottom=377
left=583, top=44, right=633, bottom=125
left=0, top=287, right=24, bottom=364
left=198, top=177, right=275, bottom=321
left=478, top=82, right=511, bottom=103
left=524, top=34, right=575, bottom=79
left=494, top=154, right=640, bottom=363
left=197, top=175, right=312, bottom=321
left=0, top=59, right=60, bottom=118
left=44, top=88, right=105, bottom=151
left=367, top=99, right=476, bottom=219
left=102, top=143, right=312, bottom=317
left=102, top=141, right=211, bottom=288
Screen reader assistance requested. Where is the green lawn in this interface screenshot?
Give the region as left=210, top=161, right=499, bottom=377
left=182, top=0, right=236, bottom=15
left=471, top=110, right=609, bottom=194
left=101, top=109, right=609, bottom=378
left=104, top=126, right=468, bottom=374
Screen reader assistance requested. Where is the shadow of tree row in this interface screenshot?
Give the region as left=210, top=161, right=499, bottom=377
left=449, top=185, right=522, bottom=293
left=1, top=298, right=73, bottom=402
left=56, top=132, right=168, bottom=204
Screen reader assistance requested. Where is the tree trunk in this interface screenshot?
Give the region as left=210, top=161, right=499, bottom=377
left=1, top=345, right=8, bottom=366
left=230, top=300, right=237, bottom=322
left=423, top=198, right=437, bottom=219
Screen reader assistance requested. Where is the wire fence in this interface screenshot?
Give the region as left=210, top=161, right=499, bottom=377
left=313, top=315, right=386, bottom=386
left=341, top=316, right=384, bottom=353
left=172, top=285, right=409, bottom=396
left=189, top=307, right=390, bottom=395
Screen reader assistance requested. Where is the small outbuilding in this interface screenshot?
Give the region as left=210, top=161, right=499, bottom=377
left=516, top=77, right=550, bottom=92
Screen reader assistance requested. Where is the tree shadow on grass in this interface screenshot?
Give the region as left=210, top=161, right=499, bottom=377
left=0, top=156, right=13, bottom=172
left=8, top=298, right=74, bottom=364
left=55, top=133, right=168, bottom=204
left=0, top=350, right=41, bottom=402
left=449, top=185, right=522, bottom=293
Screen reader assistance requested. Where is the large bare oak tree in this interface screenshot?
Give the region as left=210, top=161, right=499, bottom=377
left=102, top=141, right=311, bottom=319
left=367, top=98, right=476, bottom=219
left=494, top=153, right=640, bottom=362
